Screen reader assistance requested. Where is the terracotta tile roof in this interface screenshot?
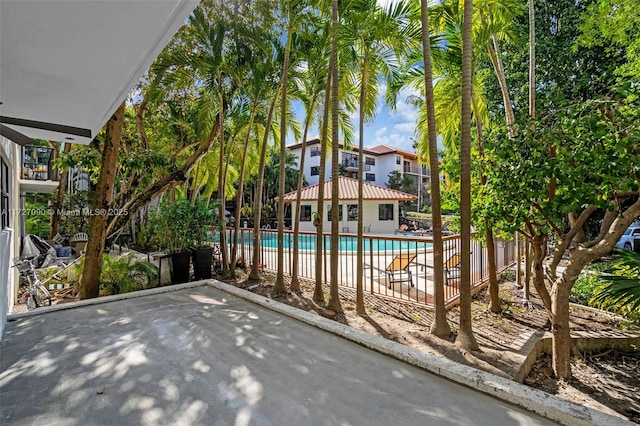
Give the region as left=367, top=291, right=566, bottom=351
left=280, top=176, right=418, bottom=203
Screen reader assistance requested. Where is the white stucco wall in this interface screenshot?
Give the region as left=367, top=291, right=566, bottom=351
left=291, top=200, right=398, bottom=235
left=1, top=137, right=17, bottom=338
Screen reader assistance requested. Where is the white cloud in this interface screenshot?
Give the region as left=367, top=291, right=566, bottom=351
left=393, top=122, right=415, bottom=133
left=375, top=127, right=387, bottom=138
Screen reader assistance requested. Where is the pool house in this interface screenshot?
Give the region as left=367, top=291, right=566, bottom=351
left=281, top=176, right=417, bottom=234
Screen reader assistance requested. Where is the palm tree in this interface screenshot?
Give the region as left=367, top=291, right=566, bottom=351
left=326, top=0, right=343, bottom=313
left=455, top=0, right=479, bottom=351
left=419, top=0, right=451, bottom=337
left=274, top=0, right=297, bottom=295
left=290, top=26, right=329, bottom=292
left=344, top=0, right=413, bottom=314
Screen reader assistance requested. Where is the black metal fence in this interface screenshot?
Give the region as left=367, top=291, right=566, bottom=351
left=225, top=228, right=516, bottom=309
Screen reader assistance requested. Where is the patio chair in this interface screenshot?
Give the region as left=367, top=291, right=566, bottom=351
left=394, top=224, right=409, bottom=234
left=444, top=253, right=462, bottom=286
left=386, top=253, right=416, bottom=289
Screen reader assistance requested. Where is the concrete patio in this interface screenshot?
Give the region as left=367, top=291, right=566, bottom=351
left=0, top=281, right=626, bottom=425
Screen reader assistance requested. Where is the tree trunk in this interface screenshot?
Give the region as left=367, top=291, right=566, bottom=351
left=524, top=238, right=531, bottom=300
left=313, top=48, right=334, bottom=305
left=50, top=143, right=72, bottom=239
left=488, top=36, right=516, bottom=139
left=326, top=0, right=342, bottom=314
left=217, top=87, right=229, bottom=275
left=291, top=99, right=316, bottom=292
left=250, top=95, right=278, bottom=280
left=486, top=228, right=500, bottom=313
left=455, top=0, right=478, bottom=351
left=356, top=60, right=367, bottom=315
left=230, top=106, right=258, bottom=271
left=274, top=19, right=294, bottom=296
left=79, top=102, right=125, bottom=299
left=420, top=0, right=450, bottom=337
left=550, top=278, right=572, bottom=379
left=473, top=97, right=499, bottom=314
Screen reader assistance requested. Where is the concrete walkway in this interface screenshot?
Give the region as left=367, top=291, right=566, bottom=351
left=0, top=282, right=627, bottom=425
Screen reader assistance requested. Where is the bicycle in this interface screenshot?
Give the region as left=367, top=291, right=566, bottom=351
left=12, top=256, right=52, bottom=310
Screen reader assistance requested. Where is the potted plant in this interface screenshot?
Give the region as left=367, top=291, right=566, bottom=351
left=156, top=199, right=194, bottom=284
left=190, top=198, right=219, bottom=280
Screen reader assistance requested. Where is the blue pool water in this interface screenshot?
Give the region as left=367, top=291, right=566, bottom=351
left=256, top=233, right=431, bottom=252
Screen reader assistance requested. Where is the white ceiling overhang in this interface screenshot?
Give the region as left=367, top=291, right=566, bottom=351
left=0, top=0, right=199, bottom=145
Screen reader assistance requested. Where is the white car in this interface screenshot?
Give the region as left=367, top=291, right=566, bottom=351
left=616, top=225, right=640, bottom=251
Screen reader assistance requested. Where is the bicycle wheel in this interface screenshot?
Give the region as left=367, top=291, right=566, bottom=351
left=33, top=284, right=52, bottom=308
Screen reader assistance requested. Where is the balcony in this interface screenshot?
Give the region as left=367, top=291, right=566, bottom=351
left=19, top=145, right=60, bottom=193
left=403, top=165, right=430, bottom=176
left=342, top=159, right=371, bottom=172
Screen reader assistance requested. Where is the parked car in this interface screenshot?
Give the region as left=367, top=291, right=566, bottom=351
left=615, top=225, right=640, bottom=251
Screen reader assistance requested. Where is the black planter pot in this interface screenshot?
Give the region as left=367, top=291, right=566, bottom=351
left=192, top=247, right=213, bottom=280
left=169, top=250, right=191, bottom=284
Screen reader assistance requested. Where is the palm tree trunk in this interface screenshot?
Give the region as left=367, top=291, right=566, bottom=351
left=356, top=60, right=367, bottom=315
left=487, top=36, right=516, bottom=139
left=250, top=95, right=278, bottom=280
left=455, top=0, right=479, bottom=351
left=274, top=17, right=294, bottom=295
left=231, top=106, right=258, bottom=271
left=326, top=0, right=342, bottom=313
left=421, top=0, right=451, bottom=337
left=291, top=98, right=317, bottom=292
left=216, top=86, right=229, bottom=274
left=313, top=64, right=333, bottom=305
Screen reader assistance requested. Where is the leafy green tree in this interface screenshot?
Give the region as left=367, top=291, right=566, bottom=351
left=486, top=89, right=640, bottom=378
left=578, top=0, right=640, bottom=80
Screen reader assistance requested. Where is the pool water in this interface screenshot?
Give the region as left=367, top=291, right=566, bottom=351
left=257, top=233, right=431, bottom=252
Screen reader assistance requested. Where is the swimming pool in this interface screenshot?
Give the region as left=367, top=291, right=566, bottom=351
left=255, top=233, right=432, bottom=252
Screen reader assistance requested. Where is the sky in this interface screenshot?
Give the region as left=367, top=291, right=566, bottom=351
left=289, top=0, right=422, bottom=154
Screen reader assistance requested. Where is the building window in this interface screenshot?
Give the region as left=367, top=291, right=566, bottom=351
left=365, top=173, right=375, bottom=182
left=347, top=204, right=358, bottom=221
left=310, top=166, right=319, bottom=176
left=328, top=204, right=343, bottom=221
left=1, top=157, right=9, bottom=229
left=365, top=157, right=375, bottom=166
left=396, top=155, right=401, bottom=165
left=310, top=147, right=320, bottom=157
left=300, top=205, right=312, bottom=222
left=379, top=204, right=394, bottom=221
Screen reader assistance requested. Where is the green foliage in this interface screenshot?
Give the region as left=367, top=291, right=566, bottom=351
left=24, top=200, right=50, bottom=237
left=99, top=254, right=159, bottom=296
left=500, top=269, right=516, bottom=282
left=75, top=253, right=159, bottom=296
left=482, top=85, right=640, bottom=238
left=590, top=250, right=640, bottom=323
left=59, top=191, right=94, bottom=236
left=571, top=255, right=640, bottom=325
left=387, top=170, right=417, bottom=211
left=578, top=0, right=640, bottom=80
left=145, top=197, right=220, bottom=253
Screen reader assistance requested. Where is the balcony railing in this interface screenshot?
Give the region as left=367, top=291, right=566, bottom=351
left=21, top=145, right=58, bottom=181
left=403, top=166, right=430, bottom=176
left=342, top=159, right=371, bottom=171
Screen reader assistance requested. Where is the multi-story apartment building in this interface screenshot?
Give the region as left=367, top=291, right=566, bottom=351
left=288, top=137, right=431, bottom=210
